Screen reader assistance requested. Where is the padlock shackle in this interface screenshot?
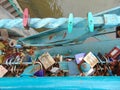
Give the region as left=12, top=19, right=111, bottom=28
left=34, top=61, right=43, bottom=70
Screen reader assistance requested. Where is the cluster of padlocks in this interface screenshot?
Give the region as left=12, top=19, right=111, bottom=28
left=0, top=39, right=120, bottom=77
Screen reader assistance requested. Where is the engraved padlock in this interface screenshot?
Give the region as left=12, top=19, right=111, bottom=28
left=38, top=52, right=55, bottom=70
left=106, top=46, right=120, bottom=60
left=83, top=52, right=98, bottom=68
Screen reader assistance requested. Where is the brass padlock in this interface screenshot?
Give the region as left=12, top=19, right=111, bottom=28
left=38, top=52, right=55, bottom=70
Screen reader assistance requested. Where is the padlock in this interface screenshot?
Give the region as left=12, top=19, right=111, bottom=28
left=106, top=65, right=113, bottom=76
left=83, top=52, right=99, bottom=67
left=50, top=67, right=60, bottom=74
left=97, top=52, right=107, bottom=62
left=18, top=64, right=27, bottom=76
left=34, top=62, right=44, bottom=77
left=68, top=60, right=80, bottom=76
left=86, top=68, right=95, bottom=76
left=80, top=62, right=91, bottom=75
left=75, top=53, right=86, bottom=64
left=0, top=42, right=5, bottom=50
left=116, top=62, right=120, bottom=76
left=111, top=61, right=120, bottom=76
left=54, top=54, right=63, bottom=62
left=106, top=46, right=120, bottom=60
left=0, top=55, right=4, bottom=64
left=102, top=65, right=107, bottom=76
left=23, top=54, right=32, bottom=62
left=38, top=52, right=55, bottom=70
left=59, top=61, right=69, bottom=72
left=0, top=65, right=8, bottom=77
left=93, top=64, right=99, bottom=76
left=21, top=62, right=44, bottom=77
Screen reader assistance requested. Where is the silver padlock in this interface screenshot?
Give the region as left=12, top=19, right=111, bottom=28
left=38, top=52, right=55, bottom=69
left=83, top=52, right=98, bottom=67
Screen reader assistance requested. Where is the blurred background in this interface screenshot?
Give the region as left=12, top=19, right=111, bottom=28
left=17, top=0, right=120, bottom=18
left=17, top=0, right=120, bottom=32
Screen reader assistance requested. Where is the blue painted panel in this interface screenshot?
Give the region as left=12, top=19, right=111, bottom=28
left=0, top=77, right=120, bottom=89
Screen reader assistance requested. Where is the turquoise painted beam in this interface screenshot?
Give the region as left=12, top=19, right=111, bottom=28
left=0, top=14, right=119, bottom=30
left=34, top=39, right=120, bottom=57
left=0, top=77, right=120, bottom=89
